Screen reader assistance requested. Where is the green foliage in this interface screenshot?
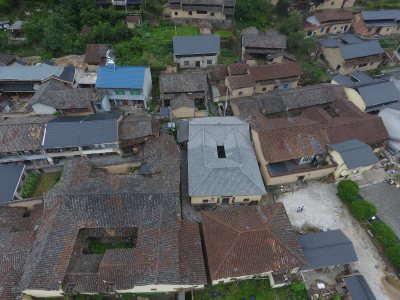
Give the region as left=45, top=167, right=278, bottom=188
left=235, top=0, right=273, bottom=29
left=371, top=221, right=398, bottom=248
left=276, top=0, right=289, bottom=17
left=337, top=180, right=359, bottom=204
left=0, top=0, right=20, bottom=13
left=349, top=200, right=377, bottom=220
left=288, top=32, right=315, bottom=56
left=301, top=60, right=327, bottom=85
left=358, top=0, right=400, bottom=9
left=88, top=239, right=135, bottom=254
left=279, top=11, right=303, bottom=35
left=385, top=244, right=400, bottom=270
left=289, top=282, right=308, bottom=299
left=21, top=173, right=39, bottom=199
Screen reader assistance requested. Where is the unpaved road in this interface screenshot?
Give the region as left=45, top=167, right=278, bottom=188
left=276, top=182, right=400, bottom=300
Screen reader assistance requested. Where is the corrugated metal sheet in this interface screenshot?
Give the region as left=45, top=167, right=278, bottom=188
left=173, top=35, right=220, bottom=56
left=329, top=139, right=378, bottom=169
left=95, top=65, right=146, bottom=89
left=0, top=164, right=24, bottom=204
left=344, top=275, right=377, bottom=300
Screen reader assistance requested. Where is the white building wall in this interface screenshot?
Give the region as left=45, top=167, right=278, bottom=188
left=142, top=67, right=153, bottom=103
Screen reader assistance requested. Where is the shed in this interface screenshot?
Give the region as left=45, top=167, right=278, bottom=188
left=344, top=275, right=377, bottom=300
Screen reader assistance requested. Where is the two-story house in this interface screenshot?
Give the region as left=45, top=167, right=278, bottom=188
left=173, top=35, right=220, bottom=69
left=95, top=65, right=152, bottom=110
left=318, top=34, right=384, bottom=74
left=188, top=117, right=266, bottom=205
left=168, top=0, right=236, bottom=25
left=305, top=10, right=353, bottom=37
left=353, top=10, right=400, bottom=37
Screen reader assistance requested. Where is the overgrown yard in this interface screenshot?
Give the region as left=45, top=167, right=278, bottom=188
left=194, top=280, right=307, bottom=300
left=22, top=171, right=61, bottom=198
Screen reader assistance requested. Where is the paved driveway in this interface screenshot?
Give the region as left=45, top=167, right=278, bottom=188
left=360, top=182, right=400, bottom=238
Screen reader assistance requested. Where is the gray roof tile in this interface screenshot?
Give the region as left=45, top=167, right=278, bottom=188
left=329, top=139, right=378, bottom=169
left=173, top=35, right=220, bottom=56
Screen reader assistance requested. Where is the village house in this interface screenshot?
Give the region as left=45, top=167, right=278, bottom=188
left=9, top=20, right=25, bottom=40
left=173, top=35, right=220, bottom=69
left=343, top=275, right=377, bottom=300
left=29, top=79, right=95, bottom=115
left=0, top=64, right=75, bottom=94
left=251, top=116, right=336, bottom=186
left=353, top=10, right=400, bottom=37
left=379, top=108, right=400, bottom=154
left=0, top=19, right=10, bottom=30
left=271, top=0, right=355, bottom=12
left=207, top=64, right=230, bottom=103
left=0, top=164, right=26, bottom=203
left=332, top=71, right=400, bottom=112
left=318, top=34, right=384, bottom=74
left=241, top=28, right=287, bottom=65
left=225, top=72, right=255, bottom=99
left=126, top=15, right=142, bottom=29
left=328, top=139, right=379, bottom=179
left=84, top=44, right=110, bottom=72
left=304, top=9, right=353, bottom=37
left=42, top=114, right=122, bottom=164
left=188, top=117, right=266, bottom=205
left=95, top=65, right=152, bottom=110
left=201, top=204, right=304, bottom=286
left=159, top=71, right=208, bottom=118
left=167, top=0, right=235, bottom=25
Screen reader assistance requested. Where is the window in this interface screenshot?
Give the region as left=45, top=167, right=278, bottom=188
left=189, top=11, right=192, bottom=15
left=207, top=59, right=212, bottom=65
left=298, top=176, right=305, bottom=181
left=130, top=89, right=141, bottom=95
left=334, top=26, right=337, bottom=30
left=307, top=31, right=313, bottom=36
left=387, top=28, right=390, bottom=31
left=211, top=12, right=214, bottom=16
left=331, top=1, right=334, bottom=5
left=217, top=145, right=226, bottom=158
left=370, top=62, right=374, bottom=65
left=115, top=90, right=125, bottom=95
left=95, top=103, right=102, bottom=110
left=262, top=87, right=267, bottom=91
left=238, top=91, right=243, bottom=96
left=244, top=198, right=249, bottom=202
left=359, top=63, right=367, bottom=67
left=320, top=28, right=324, bottom=33
left=203, top=199, right=208, bottom=204
left=174, top=12, right=178, bottom=16
left=336, top=64, right=341, bottom=70
left=184, top=61, right=189, bottom=66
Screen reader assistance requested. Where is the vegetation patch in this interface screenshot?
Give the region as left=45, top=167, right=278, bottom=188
left=87, top=237, right=135, bottom=254
left=21, top=173, right=39, bottom=199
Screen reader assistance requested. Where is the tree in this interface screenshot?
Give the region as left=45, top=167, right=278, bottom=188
left=337, top=180, right=359, bottom=204
left=276, top=0, right=289, bottom=17
left=235, top=0, right=272, bottom=29
left=279, top=10, right=303, bottom=35
left=371, top=221, right=398, bottom=248
left=349, top=200, right=377, bottom=220
left=385, top=244, right=400, bottom=270
left=41, top=14, right=76, bottom=56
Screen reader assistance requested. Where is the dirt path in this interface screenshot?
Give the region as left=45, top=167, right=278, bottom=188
left=276, top=182, right=399, bottom=300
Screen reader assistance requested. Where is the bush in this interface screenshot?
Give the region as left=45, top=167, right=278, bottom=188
left=21, top=173, right=39, bottom=199
left=337, top=180, right=359, bottom=204
left=385, top=244, right=400, bottom=271
left=371, top=221, right=398, bottom=248
left=349, top=200, right=377, bottom=220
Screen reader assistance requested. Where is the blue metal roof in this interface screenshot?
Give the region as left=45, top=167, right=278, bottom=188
left=332, top=71, right=384, bottom=88
left=341, top=34, right=363, bottom=44
left=173, top=35, right=220, bottom=56
left=362, top=10, right=400, bottom=21
left=339, top=40, right=384, bottom=60
left=96, top=65, right=147, bottom=89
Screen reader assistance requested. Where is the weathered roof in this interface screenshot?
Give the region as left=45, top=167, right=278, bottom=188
left=207, top=65, right=229, bottom=82
left=344, top=275, right=377, bottom=300
left=171, top=94, right=195, bottom=110
left=329, top=139, right=378, bottom=169
left=0, top=116, right=55, bottom=153
left=228, top=63, right=248, bottom=75
left=362, top=10, right=400, bottom=21
left=0, top=65, right=64, bottom=81
left=257, top=117, right=327, bottom=163
left=30, top=79, right=93, bottom=110
left=201, top=204, right=305, bottom=281
left=160, top=71, right=208, bottom=94
left=188, top=117, right=266, bottom=197
left=332, top=70, right=384, bottom=88
left=0, top=164, right=24, bottom=203
left=18, top=193, right=206, bottom=293
left=249, top=62, right=302, bottom=81
left=313, top=9, right=353, bottom=23
left=43, top=113, right=120, bottom=148
left=226, top=74, right=255, bottom=90
left=84, top=44, right=108, bottom=65
left=358, top=81, right=400, bottom=111
left=0, top=53, right=16, bottom=66
left=177, top=119, right=189, bottom=143
left=126, top=15, right=141, bottom=24
left=96, top=65, right=147, bottom=89
left=242, top=29, right=286, bottom=50
left=173, top=35, right=220, bottom=56
left=340, top=40, right=384, bottom=60
left=118, top=114, right=158, bottom=141
left=299, top=230, right=358, bottom=270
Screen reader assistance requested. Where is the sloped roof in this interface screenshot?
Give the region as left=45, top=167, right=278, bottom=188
left=96, top=65, right=147, bottom=89
left=201, top=204, right=305, bottom=281
left=84, top=44, right=108, bottom=65
left=257, top=117, right=327, bottom=163
left=18, top=194, right=206, bottom=294
left=0, top=164, right=24, bottom=203
left=118, top=114, right=158, bottom=141
left=188, top=117, right=266, bottom=197
left=329, top=139, right=378, bottom=169
left=242, top=29, right=287, bottom=49
left=340, top=40, right=384, bottom=60
left=358, top=81, right=400, bottom=111
left=43, top=113, right=120, bottom=148
left=314, top=9, right=353, bottom=23
left=228, top=63, right=248, bottom=75
left=160, top=71, right=208, bottom=94
left=362, top=10, right=400, bottom=21
left=0, top=53, right=15, bottom=66
left=30, top=79, right=93, bottom=110
left=249, top=62, right=302, bottom=81
left=170, top=94, right=195, bottom=110
left=0, top=65, right=64, bottom=81
left=173, top=35, right=220, bottom=56
left=0, top=116, right=55, bottom=153
left=226, top=74, right=255, bottom=90
left=207, top=65, right=229, bottom=82
left=332, top=70, right=384, bottom=88
left=299, top=230, right=358, bottom=270
left=344, top=275, right=377, bottom=300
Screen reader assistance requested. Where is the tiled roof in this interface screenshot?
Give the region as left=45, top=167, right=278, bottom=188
left=188, top=117, right=266, bottom=197
left=160, top=71, right=208, bottom=94
left=207, top=65, right=229, bottom=82
left=249, top=63, right=302, bottom=81
left=314, top=9, right=353, bottom=23
left=242, top=29, right=287, bottom=50
left=257, top=117, right=327, bottom=163
left=228, top=63, right=248, bottom=76
left=201, top=204, right=305, bottom=281
left=0, top=116, right=54, bottom=153
left=227, top=74, right=255, bottom=90
left=0, top=65, right=64, bottom=81
left=0, top=53, right=15, bottom=66
left=30, top=79, right=93, bottom=110
left=171, top=94, right=195, bottom=110
left=18, top=194, right=206, bottom=293
left=173, top=35, right=220, bottom=56
left=96, top=65, right=147, bottom=89
left=118, top=114, right=158, bottom=141
left=126, top=15, right=141, bottom=24
left=84, top=44, right=108, bottom=65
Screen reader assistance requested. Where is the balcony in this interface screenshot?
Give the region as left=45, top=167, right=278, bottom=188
left=268, top=157, right=336, bottom=178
